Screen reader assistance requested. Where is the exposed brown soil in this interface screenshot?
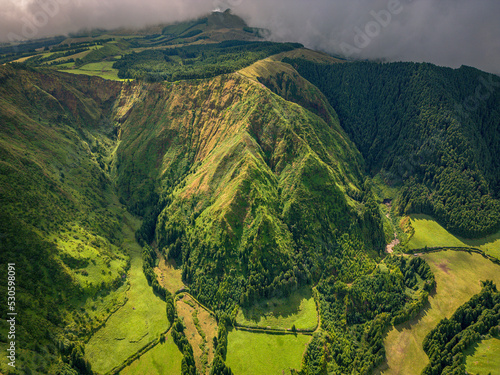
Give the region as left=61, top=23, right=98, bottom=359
left=176, top=294, right=218, bottom=374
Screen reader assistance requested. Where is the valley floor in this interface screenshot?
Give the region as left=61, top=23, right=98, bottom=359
left=84, top=213, right=169, bottom=374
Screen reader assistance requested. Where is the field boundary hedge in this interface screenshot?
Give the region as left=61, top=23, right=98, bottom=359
left=407, top=246, right=500, bottom=266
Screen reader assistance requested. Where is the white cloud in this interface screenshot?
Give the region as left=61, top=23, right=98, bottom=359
left=1, top=0, right=499, bottom=75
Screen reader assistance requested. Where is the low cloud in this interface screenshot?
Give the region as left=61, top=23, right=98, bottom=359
left=1, top=0, right=499, bottom=75
left=236, top=0, right=500, bottom=75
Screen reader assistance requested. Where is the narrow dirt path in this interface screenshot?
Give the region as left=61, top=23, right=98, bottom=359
left=384, top=200, right=400, bottom=254
left=386, top=233, right=400, bottom=254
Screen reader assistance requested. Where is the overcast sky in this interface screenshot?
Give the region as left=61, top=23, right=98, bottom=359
left=1, top=0, right=499, bottom=75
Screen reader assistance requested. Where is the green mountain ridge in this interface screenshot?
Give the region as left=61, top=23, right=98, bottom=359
left=114, top=70, right=384, bottom=311
left=0, top=59, right=384, bottom=374
left=1, top=15, right=500, bottom=374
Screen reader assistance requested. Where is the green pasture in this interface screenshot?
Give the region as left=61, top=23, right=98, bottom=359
left=381, top=250, right=500, bottom=375
left=84, top=214, right=170, bottom=374
left=226, top=330, right=311, bottom=375
left=465, top=337, right=500, bottom=375
left=120, top=333, right=183, bottom=375
left=236, top=287, right=317, bottom=330
left=407, top=214, right=500, bottom=259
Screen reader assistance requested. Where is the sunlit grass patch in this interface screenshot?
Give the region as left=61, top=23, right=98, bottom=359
left=120, top=332, right=183, bottom=375
left=381, top=251, right=500, bottom=375
left=465, top=337, right=500, bottom=375
left=408, top=214, right=500, bottom=260
left=236, top=287, right=317, bottom=330
left=226, top=330, right=311, bottom=375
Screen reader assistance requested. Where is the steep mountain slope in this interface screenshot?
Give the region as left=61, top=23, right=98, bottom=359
left=0, top=58, right=385, bottom=373
left=114, top=71, right=385, bottom=313
left=3, top=25, right=499, bottom=373
left=287, top=59, right=500, bottom=237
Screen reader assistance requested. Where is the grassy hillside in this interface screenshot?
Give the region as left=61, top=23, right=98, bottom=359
left=4, top=11, right=274, bottom=83
left=0, top=64, right=127, bottom=374
left=2, top=32, right=499, bottom=374
left=288, top=59, right=500, bottom=238
left=113, top=71, right=384, bottom=316
left=0, top=58, right=384, bottom=373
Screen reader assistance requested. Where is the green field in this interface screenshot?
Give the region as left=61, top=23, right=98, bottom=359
left=236, top=287, right=317, bottom=330
left=60, top=61, right=125, bottom=81
left=84, top=214, right=170, bottom=374
left=120, top=332, right=183, bottom=375
left=407, top=214, right=500, bottom=259
left=380, top=251, right=500, bottom=375
left=465, top=337, right=500, bottom=375
left=226, top=330, right=311, bottom=375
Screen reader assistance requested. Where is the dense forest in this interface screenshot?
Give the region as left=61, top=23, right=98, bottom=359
left=299, top=256, right=435, bottom=374
left=113, top=41, right=301, bottom=82
left=285, top=59, right=500, bottom=238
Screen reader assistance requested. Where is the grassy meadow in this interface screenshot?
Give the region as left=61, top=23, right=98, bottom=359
left=60, top=61, right=125, bottom=81
left=380, top=251, right=500, bottom=375
left=465, top=337, right=500, bottom=375
left=226, top=330, right=311, bottom=375
left=120, top=332, right=183, bottom=375
left=407, top=214, right=500, bottom=259
left=236, top=287, right=317, bottom=330
left=84, top=214, right=170, bottom=374
left=154, top=254, right=185, bottom=294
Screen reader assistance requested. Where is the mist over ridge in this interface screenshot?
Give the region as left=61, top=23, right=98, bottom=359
left=1, top=0, right=499, bottom=74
